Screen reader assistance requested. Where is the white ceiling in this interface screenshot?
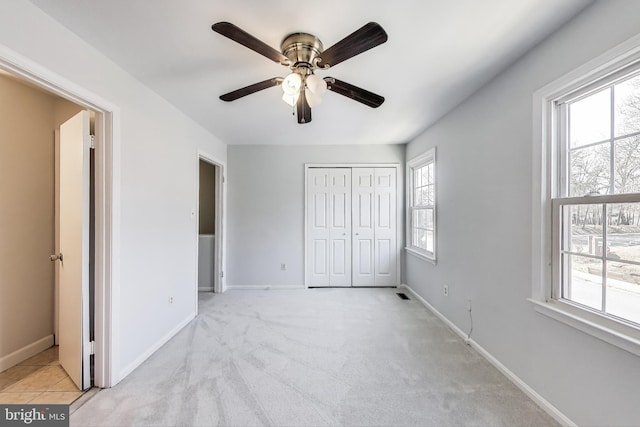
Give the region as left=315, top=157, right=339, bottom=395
left=29, top=0, right=592, bottom=146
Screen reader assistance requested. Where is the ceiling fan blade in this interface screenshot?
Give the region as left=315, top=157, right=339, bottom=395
left=316, top=22, right=388, bottom=69
left=324, top=78, right=385, bottom=108
left=220, top=78, right=282, bottom=101
left=212, top=22, right=290, bottom=64
left=297, top=90, right=312, bottom=124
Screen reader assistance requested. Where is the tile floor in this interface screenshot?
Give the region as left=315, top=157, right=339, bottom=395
left=0, top=346, right=84, bottom=404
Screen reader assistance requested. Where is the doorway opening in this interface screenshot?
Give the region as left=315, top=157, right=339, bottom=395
left=0, top=50, right=114, bottom=393
left=0, top=72, right=95, bottom=403
left=197, top=156, right=224, bottom=298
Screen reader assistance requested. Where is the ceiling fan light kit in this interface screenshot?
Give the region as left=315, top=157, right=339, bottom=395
left=212, top=21, right=388, bottom=124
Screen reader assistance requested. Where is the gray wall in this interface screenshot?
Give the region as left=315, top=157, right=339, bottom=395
left=404, top=1, right=640, bottom=425
left=227, top=144, right=404, bottom=287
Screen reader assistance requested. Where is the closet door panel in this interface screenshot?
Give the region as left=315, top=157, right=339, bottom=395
left=306, top=169, right=331, bottom=286
left=328, top=169, right=352, bottom=286
left=374, top=168, right=397, bottom=286
left=313, top=240, right=328, bottom=275
left=352, top=168, right=375, bottom=286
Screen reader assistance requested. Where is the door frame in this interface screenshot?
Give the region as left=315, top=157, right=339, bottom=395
left=195, top=151, right=226, bottom=311
left=304, top=163, right=402, bottom=288
left=0, top=46, right=118, bottom=388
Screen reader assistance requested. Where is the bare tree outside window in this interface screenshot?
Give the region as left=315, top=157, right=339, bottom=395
left=560, top=71, right=640, bottom=325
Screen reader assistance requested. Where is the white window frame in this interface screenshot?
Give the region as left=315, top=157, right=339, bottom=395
left=532, top=34, right=640, bottom=357
left=406, top=148, right=436, bottom=263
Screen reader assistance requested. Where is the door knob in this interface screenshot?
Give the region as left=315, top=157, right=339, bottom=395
left=49, top=253, right=63, bottom=262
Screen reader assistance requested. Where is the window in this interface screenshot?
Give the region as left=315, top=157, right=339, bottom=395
left=554, top=66, right=640, bottom=327
left=533, top=36, right=640, bottom=355
left=406, top=148, right=436, bottom=262
left=554, top=68, right=640, bottom=327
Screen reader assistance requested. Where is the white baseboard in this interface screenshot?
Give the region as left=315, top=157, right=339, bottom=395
left=225, top=285, right=305, bottom=290
left=0, top=334, right=54, bottom=372
left=116, top=312, right=195, bottom=382
left=398, top=284, right=576, bottom=427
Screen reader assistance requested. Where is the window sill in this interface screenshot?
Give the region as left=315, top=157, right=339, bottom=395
left=528, top=298, right=640, bottom=357
left=405, top=247, right=436, bottom=265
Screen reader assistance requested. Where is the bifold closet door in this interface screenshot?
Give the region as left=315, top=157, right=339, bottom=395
left=306, top=168, right=352, bottom=287
left=352, top=168, right=397, bottom=286
left=352, top=168, right=375, bottom=286
left=372, top=168, right=397, bottom=286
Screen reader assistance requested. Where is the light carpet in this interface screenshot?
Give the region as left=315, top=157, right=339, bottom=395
left=71, top=288, right=558, bottom=426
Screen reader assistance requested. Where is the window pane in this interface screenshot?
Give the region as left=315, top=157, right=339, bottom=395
left=414, top=186, right=422, bottom=206
left=562, top=254, right=603, bottom=311
left=414, top=229, right=427, bottom=250
left=606, top=261, right=640, bottom=325
left=606, top=203, right=640, bottom=263
left=413, top=209, right=427, bottom=229
left=569, top=88, right=611, bottom=148
left=421, top=165, right=430, bottom=187
left=426, top=230, right=434, bottom=252
left=614, top=135, right=640, bottom=194
left=412, top=208, right=433, bottom=229
left=564, top=204, right=603, bottom=255
left=414, top=168, right=422, bottom=189
left=426, top=185, right=435, bottom=206
left=426, top=208, right=434, bottom=230
left=569, top=143, right=610, bottom=196
left=614, top=74, right=640, bottom=137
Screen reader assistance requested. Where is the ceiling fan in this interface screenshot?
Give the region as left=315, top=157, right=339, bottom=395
left=212, top=21, right=388, bottom=124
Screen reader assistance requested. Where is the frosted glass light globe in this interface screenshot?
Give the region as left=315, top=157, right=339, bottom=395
left=306, top=74, right=327, bottom=95
left=282, top=91, right=300, bottom=107
left=306, top=90, right=322, bottom=108
left=282, top=73, right=302, bottom=95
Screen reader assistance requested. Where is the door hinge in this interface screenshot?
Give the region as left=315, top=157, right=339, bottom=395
left=90, top=135, right=95, bottom=150
left=89, top=341, right=95, bottom=355
left=220, top=271, right=224, bottom=278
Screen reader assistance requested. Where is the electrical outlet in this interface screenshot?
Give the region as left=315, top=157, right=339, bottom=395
left=280, top=263, right=286, bottom=270
left=443, top=285, right=449, bottom=296
left=169, top=296, right=174, bottom=304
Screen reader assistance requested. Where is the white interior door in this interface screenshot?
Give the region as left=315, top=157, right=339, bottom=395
left=352, top=168, right=375, bottom=286
left=373, top=168, right=397, bottom=286
left=307, top=168, right=330, bottom=286
left=352, top=168, right=397, bottom=287
left=329, top=169, right=352, bottom=286
left=58, top=110, right=91, bottom=390
left=306, top=168, right=352, bottom=286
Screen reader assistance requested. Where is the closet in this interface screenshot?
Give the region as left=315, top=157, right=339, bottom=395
left=305, top=167, right=398, bottom=287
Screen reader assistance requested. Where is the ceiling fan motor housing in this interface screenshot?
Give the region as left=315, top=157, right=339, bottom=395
left=281, top=33, right=324, bottom=69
